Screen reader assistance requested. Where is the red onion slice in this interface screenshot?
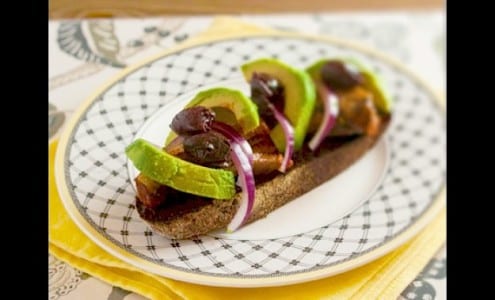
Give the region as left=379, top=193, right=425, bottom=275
left=211, top=121, right=253, bottom=165
left=226, top=141, right=256, bottom=232
left=308, top=84, right=339, bottom=151
left=268, top=103, right=294, bottom=173
left=210, top=121, right=255, bottom=232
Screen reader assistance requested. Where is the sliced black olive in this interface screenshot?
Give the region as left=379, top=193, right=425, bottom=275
left=321, top=61, right=364, bottom=91
left=183, top=131, right=230, bottom=165
left=170, top=106, right=215, bottom=136
left=250, top=72, right=285, bottom=129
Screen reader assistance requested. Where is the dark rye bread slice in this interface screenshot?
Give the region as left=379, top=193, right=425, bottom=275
left=139, top=117, right=390, bottom=239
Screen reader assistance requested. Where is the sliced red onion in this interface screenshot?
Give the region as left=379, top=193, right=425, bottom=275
left=209, top=121, right=255, bottom=232
left=211, top=121, right=253, bottom=165
left=308, top=84, right=340, bottom=151
left=226, top=141, right=256, bottom=232
left=268, top=103, right=294, bottom=173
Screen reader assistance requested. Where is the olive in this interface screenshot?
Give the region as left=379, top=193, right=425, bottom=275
left=170, top=106, right=215, bottom=136
left=321, top=61, right=364, bottom=90
left=251, top=72, right=283, bottom=98
left=250, top=72, right=285, bottom=128
left=183, top=132, right=230, bottom=164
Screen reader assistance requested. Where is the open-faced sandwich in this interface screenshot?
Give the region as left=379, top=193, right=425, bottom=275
left=125, top=58, right=392, bottom=239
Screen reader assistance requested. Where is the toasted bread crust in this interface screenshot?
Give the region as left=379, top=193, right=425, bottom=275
left=142, top=118, right=389, bottom=239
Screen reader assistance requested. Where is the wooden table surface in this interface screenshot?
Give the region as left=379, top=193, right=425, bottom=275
left=49, top=0, right=444, bottom=19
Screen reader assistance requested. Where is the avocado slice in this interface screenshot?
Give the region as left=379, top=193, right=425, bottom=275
left=241, top=58, right=316, bottom=151
left=306, top=58, right=392, bottom=114
left=165, top=87, right=260, bottom=145
left=126, top=138, right=235, bottom=199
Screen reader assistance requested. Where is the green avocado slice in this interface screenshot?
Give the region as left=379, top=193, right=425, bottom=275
left=306, top=58, right=392, bottom=114
left=165, top=87, right=260, bottom=145
left=241, top=58, right=316, bottom=152
left=126, top=138, right=235, bottom=199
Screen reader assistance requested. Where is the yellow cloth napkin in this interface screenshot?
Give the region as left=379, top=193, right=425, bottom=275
left=49, top=17, right=446, bottom=300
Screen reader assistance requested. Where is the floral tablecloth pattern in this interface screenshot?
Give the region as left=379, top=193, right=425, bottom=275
left=49, top=11, right=445, bottom=300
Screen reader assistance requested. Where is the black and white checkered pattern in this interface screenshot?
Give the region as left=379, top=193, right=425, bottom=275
left=63, top=36, right=445, bottom=277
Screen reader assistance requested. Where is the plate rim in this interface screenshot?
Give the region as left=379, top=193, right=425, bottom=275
left=54, top=30, right=446, bottom=287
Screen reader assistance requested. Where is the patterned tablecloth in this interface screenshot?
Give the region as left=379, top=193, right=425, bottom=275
left=49, top=11, right=446, bottom=300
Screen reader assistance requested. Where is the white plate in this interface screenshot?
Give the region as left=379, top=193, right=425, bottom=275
left=55, top=32, right=446, bottom=287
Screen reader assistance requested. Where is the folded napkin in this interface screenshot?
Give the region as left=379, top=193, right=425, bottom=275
left=49, top=17, right=446, bottom=300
